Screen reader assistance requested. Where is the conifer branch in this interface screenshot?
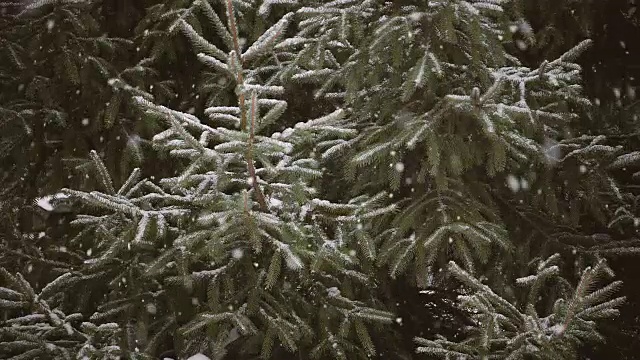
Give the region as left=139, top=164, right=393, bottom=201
left=225, top=0, right=248, bottom=131
left=246, top=92, right=268, bottom=211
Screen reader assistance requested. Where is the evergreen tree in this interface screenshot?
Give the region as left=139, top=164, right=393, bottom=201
left=1, top=0, right=634, bottom=359
left=511, top=1, right=640, bottom=356
left=0, top=1, right=194, bottom=357
left=0, top=0, right=196, bottom=283
left=0, top=0, right=139, bottom=270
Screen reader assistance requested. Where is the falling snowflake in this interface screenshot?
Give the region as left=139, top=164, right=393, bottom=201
left=516, top=40, right=528, bottom=51
left=146, top=303, right=157, bottom=314
left=613, top=88, right=621, bottom=99
left=231, top=248, right=244, bottom=259
left=408, top=12, right=423, bottom=21
left=627, top=85, right=636, bottom=100
left=506, top=174, right=520, bottom=192
left=543, top=137, right=562, bottom=164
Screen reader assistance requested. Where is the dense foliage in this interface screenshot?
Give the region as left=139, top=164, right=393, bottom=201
left=1, top=0, right=638, bottom=359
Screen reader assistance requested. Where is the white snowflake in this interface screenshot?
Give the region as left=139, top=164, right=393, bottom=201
left=613, top=87, right=621, bottom=99
left=327, top=287, right=340, bottom=297
left=146, top=303, right=157, bottom=315
left=506, top=174, right=520, bottom=192
left=231, top=248, right=244, bottom=259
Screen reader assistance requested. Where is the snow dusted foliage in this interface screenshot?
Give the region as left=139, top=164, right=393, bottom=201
left=416, top=258, right=624, bottom=359
left=51, top=0, right=395, bottom=358
left=2, top=0, right=630, bottom=359
left=0, top=269, right=124, bottom=359
left=286, top=0, right=605, bottom=274
left=277, top=0, right=626, bottom=358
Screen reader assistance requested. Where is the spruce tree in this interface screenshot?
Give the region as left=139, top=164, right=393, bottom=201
left=0, top=1, right=192, bottom=357
left=0, top=0, right=144, bottom=269
left=1, top=0, right=633, bottom=359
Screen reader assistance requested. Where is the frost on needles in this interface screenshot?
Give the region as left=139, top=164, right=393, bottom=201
left=5, top=0, right=395, bottom=358
left=0, top=0, right=630, bottom=359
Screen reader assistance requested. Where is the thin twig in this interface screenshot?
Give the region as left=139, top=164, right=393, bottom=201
left=247, top=92, right=268, bottom=211
left=225, top=0, right=248, bottom=131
